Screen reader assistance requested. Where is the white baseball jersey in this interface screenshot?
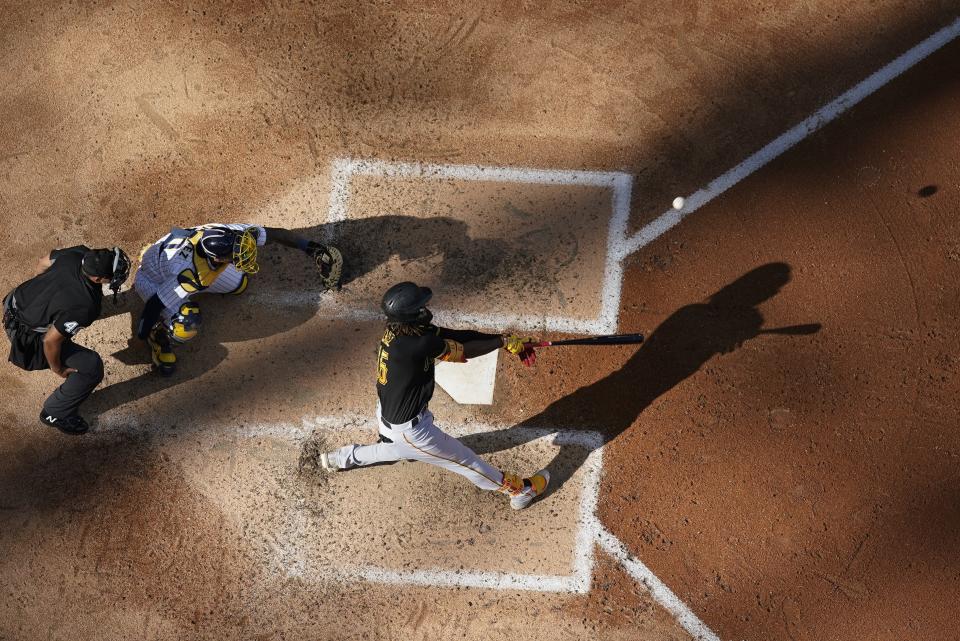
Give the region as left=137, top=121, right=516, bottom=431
left=134, top=223, right=266, bottom=317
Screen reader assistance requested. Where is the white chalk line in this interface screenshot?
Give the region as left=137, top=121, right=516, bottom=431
left=620, top=16, right=960, bottom=258
left=274, top=416, right=604, bottom=594
left=248, top=290, right=616, bottom=335
left=596, top=526, right=721, bottom=641
left=273, top=16, right=960, bottom=339
left=317, top=157, right=631, bottom=335
left=95, top=414, right=717, bottom=633
left=123, top=18, right=960, bottom=638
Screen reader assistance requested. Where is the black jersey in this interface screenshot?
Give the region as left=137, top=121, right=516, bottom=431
left=376, top=327, right=448, bottom=424
left=11, top=246, right=102, bottom=337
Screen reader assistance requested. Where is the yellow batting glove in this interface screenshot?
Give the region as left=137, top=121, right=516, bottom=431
left=503, top=335, right=534, bottom=355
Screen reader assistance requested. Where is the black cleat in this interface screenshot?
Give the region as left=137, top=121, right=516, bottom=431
left=39, top=412, right=89, bottom=435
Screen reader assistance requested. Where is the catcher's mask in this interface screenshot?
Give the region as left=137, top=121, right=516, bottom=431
left=81, top=247, right=131, bottom=302
left=198, top=227, right=259, bottom=274
left=381, top=282, right=433, bottom=324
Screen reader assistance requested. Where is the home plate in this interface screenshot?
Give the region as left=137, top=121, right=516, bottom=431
left=435, top=349, right=498, bottom=405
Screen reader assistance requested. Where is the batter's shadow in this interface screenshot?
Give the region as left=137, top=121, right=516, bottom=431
left=460, top=262, right=821, bottom=495
left=86, top=214, right=514, bottom=419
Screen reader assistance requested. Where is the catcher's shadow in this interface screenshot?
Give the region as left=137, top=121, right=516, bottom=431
left=460, top=262, right=821, bottom=494
left=255, top=214, right=519, bottom=294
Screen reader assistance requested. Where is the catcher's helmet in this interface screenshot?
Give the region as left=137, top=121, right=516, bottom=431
left=381, top=282, right=433, bottom=323
left=197, top=226, right=259, bottom=274
left=197, top=227, right=236, bottom=261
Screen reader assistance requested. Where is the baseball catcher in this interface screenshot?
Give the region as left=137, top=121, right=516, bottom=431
left=318, top=281, right=549, bottom=510
left=3, top=245, right=131, bottom=434
left=133, top=223, right=342, bottom=375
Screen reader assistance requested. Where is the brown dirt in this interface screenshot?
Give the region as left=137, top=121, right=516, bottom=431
left=2, top=2, right=959, bottom=640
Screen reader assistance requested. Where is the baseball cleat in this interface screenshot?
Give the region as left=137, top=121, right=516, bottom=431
left=511, top=469, right=550, bottom=510
left=39, top=411, right=89, bottom=435
left=319, top=452, right=339, bottom=472
left=147, top=328, right=176, bottom=376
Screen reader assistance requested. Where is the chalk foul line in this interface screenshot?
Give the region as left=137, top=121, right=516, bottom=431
left=620, top=16, right=960, bottom=259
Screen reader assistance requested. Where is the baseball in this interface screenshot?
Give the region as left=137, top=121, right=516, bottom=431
left=672, top=197, right=685, bottom=210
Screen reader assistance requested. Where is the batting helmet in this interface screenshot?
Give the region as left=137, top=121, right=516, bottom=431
left=381, top=282, right=433, bottom=323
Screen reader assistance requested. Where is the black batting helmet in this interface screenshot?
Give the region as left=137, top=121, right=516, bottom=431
left=381, top=282, right=433, bottom=323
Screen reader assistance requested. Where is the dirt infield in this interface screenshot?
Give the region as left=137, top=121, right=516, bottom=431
left=2, top=3, right=959, bottom=641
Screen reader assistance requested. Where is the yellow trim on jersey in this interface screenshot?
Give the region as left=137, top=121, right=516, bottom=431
left=437, top=339, right=465, bottom=363
left=189, top=232, right=230, bottom=288
left=228, top=274, right=249, bottom=295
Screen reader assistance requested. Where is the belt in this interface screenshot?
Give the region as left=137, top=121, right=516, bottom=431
left=3, top=293, right=17, bottom=325
left=3, top=293, right=47, bottom=333
left=380, top=414, right=420, bottom=430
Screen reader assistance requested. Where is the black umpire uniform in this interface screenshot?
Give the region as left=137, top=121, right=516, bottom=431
left=2, top=245, right=129, bottom=434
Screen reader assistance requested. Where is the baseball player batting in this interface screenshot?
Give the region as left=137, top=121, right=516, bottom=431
left=133, top=222, right=342, bottom=375
left=319, top=282, right=548, bottom=510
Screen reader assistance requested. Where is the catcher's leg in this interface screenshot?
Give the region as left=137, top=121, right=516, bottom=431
left=147, top=324, right=177, bottom=376
left=147, top=302, right=201, bottom=376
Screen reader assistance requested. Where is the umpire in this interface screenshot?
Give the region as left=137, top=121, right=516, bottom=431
left=3, top=245, right=130, bottom=435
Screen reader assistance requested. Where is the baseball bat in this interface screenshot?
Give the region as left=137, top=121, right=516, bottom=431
left=531, top=333, right=646, bottom=347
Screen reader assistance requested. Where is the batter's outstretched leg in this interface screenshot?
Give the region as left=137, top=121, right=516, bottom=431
left=322, top=409, right=550, bottom=508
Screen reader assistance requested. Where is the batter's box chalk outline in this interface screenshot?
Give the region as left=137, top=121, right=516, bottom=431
left=270, top=417, right=603, bottom=594
left=261, top=158, right=634, bottom=335
left=261, top=415, right=720, bottom=640
left=93, top=411, right=720, bottom=640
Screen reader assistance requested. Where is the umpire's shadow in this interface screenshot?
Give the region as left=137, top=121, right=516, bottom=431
left=86, top=214, right=510, bottom=419
left=460, top=262, right=820, bottom=494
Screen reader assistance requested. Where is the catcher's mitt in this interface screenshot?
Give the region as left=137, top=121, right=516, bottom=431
left=305, top=241, right=343, bottom=290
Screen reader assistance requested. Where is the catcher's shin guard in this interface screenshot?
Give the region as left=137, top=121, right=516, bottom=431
left=168, top=302, right=201, bottom=343
left=147, top=325, right=177, bottom=376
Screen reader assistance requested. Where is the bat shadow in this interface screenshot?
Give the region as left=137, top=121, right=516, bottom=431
left=459, top=262, right=821, bottom=494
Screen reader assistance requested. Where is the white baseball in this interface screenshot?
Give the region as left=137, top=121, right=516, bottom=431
left=672, top=197, right=685, bottom=210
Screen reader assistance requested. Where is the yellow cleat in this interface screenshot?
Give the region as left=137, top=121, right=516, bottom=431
left=511, top=469, right=550, bottom=510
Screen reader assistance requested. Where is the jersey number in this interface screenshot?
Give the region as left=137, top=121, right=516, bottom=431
left=377, top=345, right=389, bottom=385
left=163, top=238, right=192, bottom=261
